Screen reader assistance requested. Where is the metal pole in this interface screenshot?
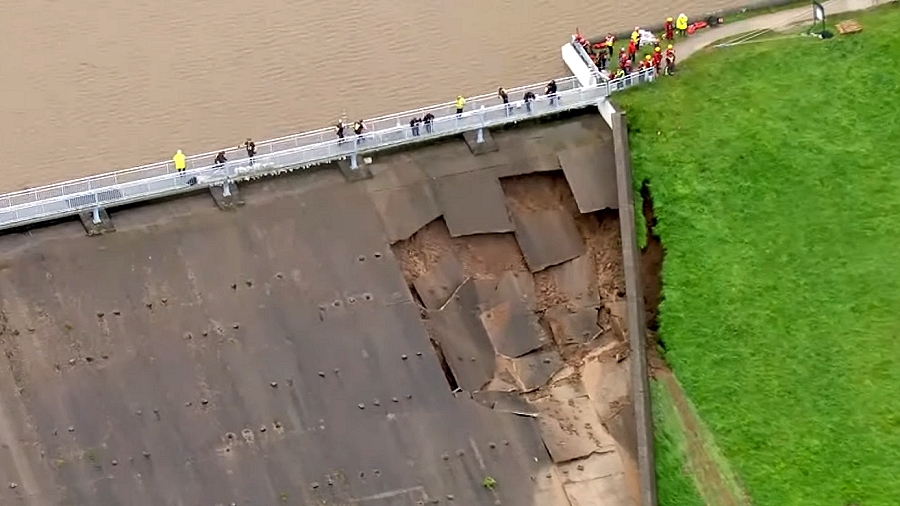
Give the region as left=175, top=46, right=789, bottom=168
left=222, top=181, right=231, bottom=198
left=350, top=153, right=358, bottom=170
left=92, top=207, right=101, bottom=225
left=476, top=105, right=486, bottom=143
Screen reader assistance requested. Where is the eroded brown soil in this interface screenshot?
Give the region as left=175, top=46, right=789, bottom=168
left=393, top=171, right=640, bottom=505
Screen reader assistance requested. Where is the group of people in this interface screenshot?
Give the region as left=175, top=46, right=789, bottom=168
left=171, top=138, right=259, bottom=177
left=575, top=15, right=688, bottom=78
left=335, top=119, right=369, bottom=143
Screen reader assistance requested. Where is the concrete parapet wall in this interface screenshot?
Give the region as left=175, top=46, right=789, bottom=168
left=607, top=104, right=658, bottom=506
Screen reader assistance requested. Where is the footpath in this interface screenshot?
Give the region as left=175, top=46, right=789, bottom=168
left=677, top=0, right=894, bottom=60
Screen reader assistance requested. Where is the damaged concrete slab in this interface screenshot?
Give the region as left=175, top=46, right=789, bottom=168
left=425, top=278, right=497, bottom=392
left=369, top=181, right=442, bottom=244
left=434, top=172, right=514, bottom=237
left=557, top=141, right=618, bottom=213
left=480, top=298, right=550, bottom=358
left=412, top=254, right=466, bottom=310
left=507, top=350, right=565, bottom=392
left=511, top=208, right=583, bottom=272
left=546, top=307, right=603, bottom=346
left=473, top=390, right=539, bottom=417
left=493, top=270, right=538, bottom=311
left=534, top=387, right=618, bottom=463
left=546, top=254, right=601, bottom=307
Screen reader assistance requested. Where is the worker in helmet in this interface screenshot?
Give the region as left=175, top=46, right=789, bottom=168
left=618, top=47, right=629, bottom=70
left=640, top=54, right=654, bottom=70
left=676, top=14, right=689, bottom=36
left=664, top=17, right=675, bottom=40
left=664, top=44, right=677, bottom=75
left=652, top=46, right=663, bottom=71
left=631, top=27, right=640, bottom=44
left=455, top=95, right=466, bottom=116
left=627, top=37, right=637, bottom=64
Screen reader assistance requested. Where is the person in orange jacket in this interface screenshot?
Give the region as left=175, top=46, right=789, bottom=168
left=640, top=54, right=654, bottom=70
left=627, top=38, right=637, bottom=64
left=664, top=17, right=675, bottom=40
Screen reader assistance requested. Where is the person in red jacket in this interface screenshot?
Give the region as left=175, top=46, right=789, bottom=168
left=664, top=17, right=675, bottom=40
left=627, top=38, right=637, bottom=64
left=618, top=47, right=629, bottom=70
left=664, top=44, right=677, bottom=75
left=652, top=46, right=663, bottom=71
left=641, top=54, right=654, bottom=70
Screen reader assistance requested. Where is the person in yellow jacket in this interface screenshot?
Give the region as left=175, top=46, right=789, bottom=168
left=676, top=13, right=688, bottom=36
left=631, top=26, right=640, bottom=44
left=455, top=95, right=466, bottom=116
left=172, top=149, right=186, bottom=172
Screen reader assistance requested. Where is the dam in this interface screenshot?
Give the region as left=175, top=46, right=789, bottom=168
left=0, top=34, right=655, bottom=506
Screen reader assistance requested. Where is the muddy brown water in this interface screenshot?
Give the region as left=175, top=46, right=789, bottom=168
left=1, top=0, right=749, bottom=192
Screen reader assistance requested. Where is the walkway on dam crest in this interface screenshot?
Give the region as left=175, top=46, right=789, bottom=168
left=0, top=69, right=656, bottom=232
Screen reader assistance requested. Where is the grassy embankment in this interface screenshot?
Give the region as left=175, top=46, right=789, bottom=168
left=616, top=4, right=900, bottom=505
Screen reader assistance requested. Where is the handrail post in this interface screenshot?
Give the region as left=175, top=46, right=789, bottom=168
left=92, top=207, right=101, bottom=225
left=476, top=105, right=486, bottom=144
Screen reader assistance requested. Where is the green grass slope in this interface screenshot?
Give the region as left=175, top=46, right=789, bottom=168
left=652, top=380, right=706, bottom=506
left=616, top=6, right=900, bottom=505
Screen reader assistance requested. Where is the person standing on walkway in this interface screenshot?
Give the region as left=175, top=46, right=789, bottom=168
left=173, top=149, right=186, bottom=173
left=409, top=117, right=420, bottom=136
left=596, top=49, right=608, bottom=70
left=353, top=120, right=365, bottom=144
left=664, top=17, right=675, bottom=41
left=423, top=113, right=434, bottom=134
left=498, top=87, right=510, bottom=116
left=523, top=91, right=535, bottom=113
left=242, top=138, right=256, bottom=166
left=545, top=80, right=558, bottom=106
left=676, top=14, right=688, bottom=36
left=214, top=151, right=227, bottom=168
left=455, top=95, right=466, bottom=116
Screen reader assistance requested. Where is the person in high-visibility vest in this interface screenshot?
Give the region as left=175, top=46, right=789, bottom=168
left=455, top=95, right=466, bottom=115
left=172, top=149, right=186, bottom=172
left=664, top=44, right=677, bottom=76
left=676, top=14, right=688, bottom=36
left=631, top=27, right=640, bottom=44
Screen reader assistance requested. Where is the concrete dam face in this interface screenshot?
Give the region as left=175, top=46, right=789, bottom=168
left=0, top=115, right=638, bottom=506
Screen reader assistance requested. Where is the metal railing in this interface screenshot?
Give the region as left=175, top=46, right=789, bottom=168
left=0, top=68, right=657, bottom=231
left=570, top=35, right=605, bottom=81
